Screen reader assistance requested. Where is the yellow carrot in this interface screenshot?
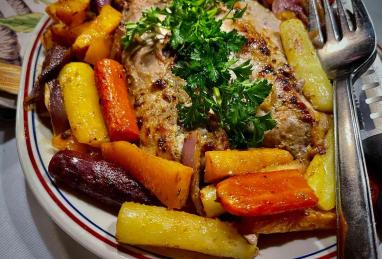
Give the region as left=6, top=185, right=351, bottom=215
left=204, top=148, right=294, bottom=182
left=58, top=62, right=109, bottom=146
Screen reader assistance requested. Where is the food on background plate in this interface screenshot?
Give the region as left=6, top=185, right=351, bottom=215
left=26, top=0, right=338, bottom=257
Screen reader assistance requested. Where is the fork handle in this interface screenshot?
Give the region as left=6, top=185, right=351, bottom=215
left=334, top=76, right=378, bottom=259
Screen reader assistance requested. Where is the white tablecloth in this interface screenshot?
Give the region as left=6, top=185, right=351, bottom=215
left=0, top=0, right=381, bottom=258
left=0, top=120, right=97, bottom=259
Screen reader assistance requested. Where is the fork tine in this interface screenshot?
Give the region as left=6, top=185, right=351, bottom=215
left=322, top=0, right=340, bottom=41
left=308, top=0, right=324, bottom=47
left=352, top=0, right=371, bottom=29
left=336, top=0, right=351, bottom=35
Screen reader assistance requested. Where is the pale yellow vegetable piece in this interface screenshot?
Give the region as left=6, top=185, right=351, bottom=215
left=259, top=160, right=306, bottom=175
left=116, top=202, right=258, bottom=259
left=280, top=19, right=333, bottom=112
left=58, top=62, right=109, bottom=146
left=306, top=127, right=335, bottom=210
left=204, top=148, right=294, bottom=183
left=200, top=185, right=225, bottom=218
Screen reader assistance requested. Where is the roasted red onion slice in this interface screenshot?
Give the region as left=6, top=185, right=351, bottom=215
left=25, top=45, right=71, bottom=105
left=47, top=79, right=69, bottom=135
left=181, top=131, right=204, bottom=215
left=181, top=131, right=198, bottom=168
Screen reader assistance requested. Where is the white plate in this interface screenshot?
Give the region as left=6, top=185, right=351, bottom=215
left=16, top=15, right=337, bottom=259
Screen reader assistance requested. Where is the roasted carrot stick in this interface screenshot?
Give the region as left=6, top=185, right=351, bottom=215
left=95, top=59, right=139, bottom=142
left=216, top=169, right=318, bottom=217
left=101, top=141, right=193, bottom=209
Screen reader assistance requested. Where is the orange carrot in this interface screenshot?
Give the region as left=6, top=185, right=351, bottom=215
left=101, top=141, right=193, bottom=209
left=95, top=59, right=139, bottom=142
left=216, top=170, right=318, bottom=217
left=84, top=36, right=112, bottom=65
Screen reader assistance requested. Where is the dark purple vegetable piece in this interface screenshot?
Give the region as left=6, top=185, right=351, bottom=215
left=25, top=45, right=71, bottom=105
left=41, top=45, right=72, bottom=80
left=48, top=79, right=69, bottom=135
left=48, top=150, right=160, bottom=207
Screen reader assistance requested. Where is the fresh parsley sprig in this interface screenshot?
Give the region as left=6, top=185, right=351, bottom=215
left=122, top=0, right=276, bottom=148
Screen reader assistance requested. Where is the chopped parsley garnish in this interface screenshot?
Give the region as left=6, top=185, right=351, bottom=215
left=122, top=0, right=276, bottom=148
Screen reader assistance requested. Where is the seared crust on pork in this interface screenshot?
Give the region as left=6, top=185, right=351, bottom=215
left=114, top=0, right=230, bottom=162
left=229, top=1, right=330, bottom=161
left=112, top=0, right=329, bottom=163
left=238, top=208, right=336, bottom=234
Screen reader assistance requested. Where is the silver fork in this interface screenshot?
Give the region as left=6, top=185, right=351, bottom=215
left=309, top=0, right=378, bottom=258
